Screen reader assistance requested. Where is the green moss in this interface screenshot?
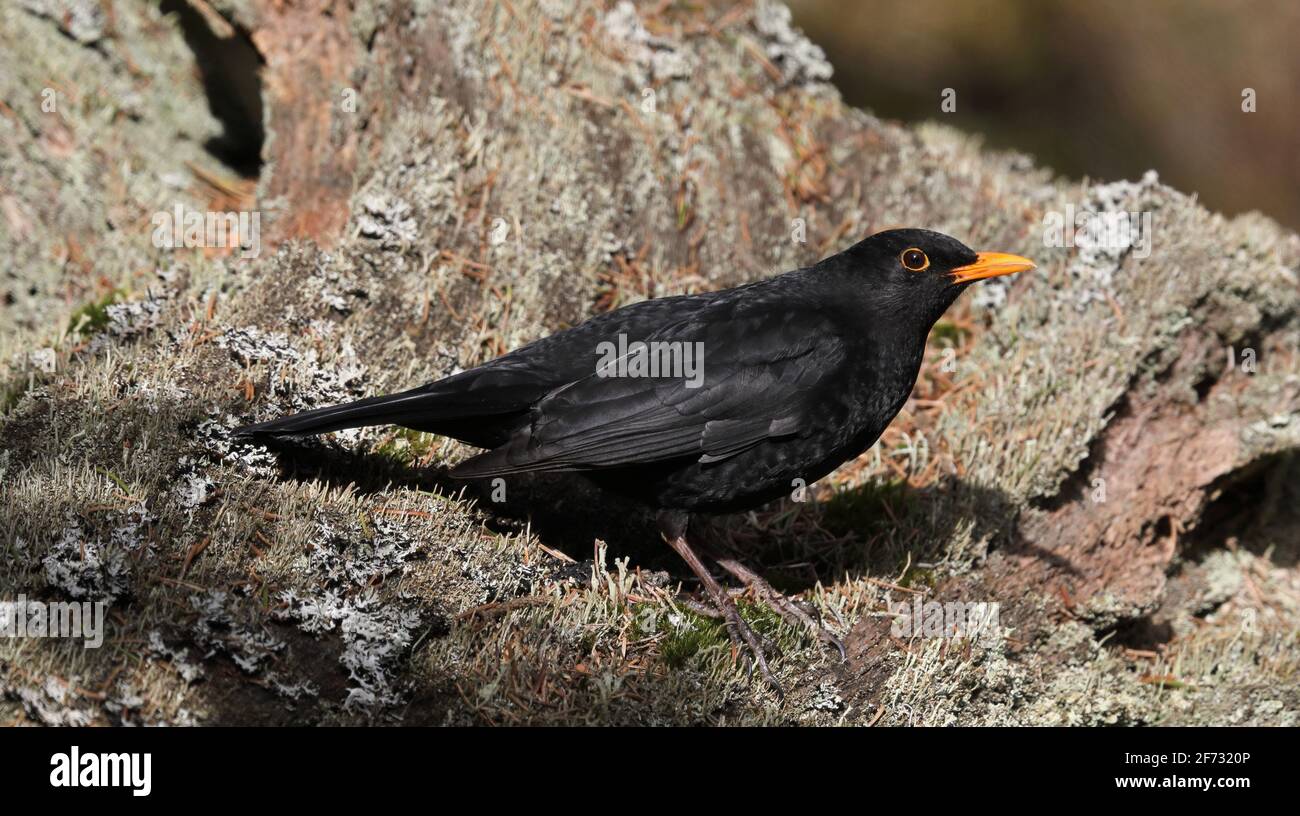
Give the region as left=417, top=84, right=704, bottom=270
left=67, top=289, right=124, bottom=338
left=899, top=565, right=936, bottom=590
left=373, top=427, right=438, bottom=467
left=737, top=599, right=784, bottom=639
left=929, top=320, right=968, bottom=347
left=659, top=611, right=725, bottom=668
left=653, top=601, right=784, bottom=669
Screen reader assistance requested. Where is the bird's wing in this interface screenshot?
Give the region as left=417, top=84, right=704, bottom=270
left=235, top=291, right=730, bottom=446
left=451, top=303, right=849, bottom=476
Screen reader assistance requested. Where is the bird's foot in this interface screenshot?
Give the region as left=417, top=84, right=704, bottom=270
left=663, top=533, right=783, bottom=697
left=715, top=557, right=847, bottom=662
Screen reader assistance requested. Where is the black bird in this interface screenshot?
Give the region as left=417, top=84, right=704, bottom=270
left=235, top=228, right=1034, bottom=686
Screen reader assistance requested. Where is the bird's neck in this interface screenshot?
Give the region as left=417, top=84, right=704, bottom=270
left=794, top=262, right=951, bottom=407
left=835, top=296, right=937, bottom=432
left=865, top=320, right=929, bottom=397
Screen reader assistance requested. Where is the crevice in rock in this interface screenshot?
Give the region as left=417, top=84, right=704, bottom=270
left=160, top=0, right=265, bottom=178
left=1029, top=391, right=1131, bottom=514
left=1181, top=450, right=1300, bottom=567
left=1105, top=616, right=1176, bottom=651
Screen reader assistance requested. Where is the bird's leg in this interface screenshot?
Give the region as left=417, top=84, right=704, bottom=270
left=714, top=557, right=846, bottom=662
left=663, top=532, right=780, bottom=694
left=657, top=511, right=781, bottom=695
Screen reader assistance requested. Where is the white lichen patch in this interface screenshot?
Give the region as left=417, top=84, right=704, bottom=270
left=603, top=1, right=695, bottom=82
left=752, top=0, right=834, bottom=86
left=1064, top=169, right=1165, bottom=310
left=195, top=416, right=280, bottom=478
left=18, top=0, right=107, bottom=45
left=173, top=466, right=216, bottom=512
left=104, top=294, right=166, bottom=339
left=311, top=255, right=369, bottom=315
left=357, top=193, right=419, bottom=248
left=338, top=592, right=422, bottom=710
left=806, top=679, right=845, bottom=713
left=42, top=513, right=139, bottom=603
left=272, top=515, right=425, bottom=710
left=124, top=378, right=189, bottom=415
left=148, top=630, right=206, bottom=684
left=216, top=324, right=369, bottom=424
left=276, top=588, right=422, bottom=710
left=188, top=589, right=285, bottom=676
left=217, top=326, right=301, bottom=366
left=7, top=676, right=95, bottom=726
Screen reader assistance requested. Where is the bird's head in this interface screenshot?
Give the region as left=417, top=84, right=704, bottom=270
left=842, top=228, right=1036, bottom=323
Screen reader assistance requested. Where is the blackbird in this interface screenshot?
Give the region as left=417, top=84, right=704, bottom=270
left=236, top=228, right=1034, bottom=687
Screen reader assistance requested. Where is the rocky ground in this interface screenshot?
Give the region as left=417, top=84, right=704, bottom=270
left=0, top=0, right=1297, bottom=725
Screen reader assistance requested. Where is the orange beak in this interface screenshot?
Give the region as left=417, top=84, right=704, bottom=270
left=951, top=251, right=1036, bottom=284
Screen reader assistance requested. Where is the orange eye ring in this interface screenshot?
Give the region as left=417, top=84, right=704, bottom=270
left=901, top=248, right=929, bottom=272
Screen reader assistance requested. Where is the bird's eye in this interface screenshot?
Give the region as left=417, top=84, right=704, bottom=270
left=901, top=248, right=929, bottom=272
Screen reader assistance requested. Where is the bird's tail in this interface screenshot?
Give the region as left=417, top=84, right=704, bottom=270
left=232, top=387, right=441, bottom=439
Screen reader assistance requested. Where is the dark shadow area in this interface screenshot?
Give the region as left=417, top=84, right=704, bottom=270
left=1028, top=394, right=1127, bottom=514
left=160, top=0, right=265, bottom=178
left=1181, top=450, right=1300, bottom=568
left=240, top=431, right=685, bottom=571
left=244, top=430, right=1042, bottom=597
left=1106, top=616, right=1177, bottom=652
left=240, top=433, right=461, bottom=498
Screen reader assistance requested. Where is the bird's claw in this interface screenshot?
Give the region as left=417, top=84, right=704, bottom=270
left=715, top=557, right=847, bottom=664
left=686, top=595, right=786, bottom=692
left=714, top=592, right=784, bottom=698
left=729, top=623, right=784, bottom=700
